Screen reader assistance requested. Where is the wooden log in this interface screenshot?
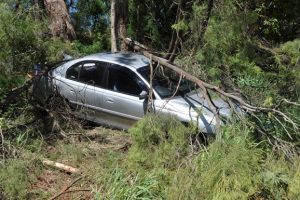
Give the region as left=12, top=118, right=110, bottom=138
left=42, top=159, right=78, bottom=173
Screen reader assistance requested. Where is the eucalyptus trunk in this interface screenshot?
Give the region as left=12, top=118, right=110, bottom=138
left=111, top=0, right=117, bottom=52
left=111, top=0, right=128, bottom=52
left=44, top=0, right=76, bottom=40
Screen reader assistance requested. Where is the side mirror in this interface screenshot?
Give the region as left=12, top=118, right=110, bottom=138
left=139, top=90, right=148, bottom=100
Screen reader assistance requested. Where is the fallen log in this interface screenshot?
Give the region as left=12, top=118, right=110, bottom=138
left=42, top=159, right=79, bottom=173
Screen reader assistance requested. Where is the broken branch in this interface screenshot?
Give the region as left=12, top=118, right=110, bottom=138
left=124, top=38, right=299, bottom=135
left=42, top=159, right=79, bottom=173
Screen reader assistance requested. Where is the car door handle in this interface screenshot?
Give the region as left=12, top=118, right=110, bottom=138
left=106, top=98, right=114, bottom=103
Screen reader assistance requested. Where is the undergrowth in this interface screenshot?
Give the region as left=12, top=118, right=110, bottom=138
left=97, top=115, right=300, bottom=200
left=1, top=108, right=300, bottom=200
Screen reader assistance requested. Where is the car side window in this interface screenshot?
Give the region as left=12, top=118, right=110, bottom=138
left=66, top=61, right=106, bottom=87
left=66, top=63, right=81, bottom=80
left=107, top=65, right=146, bottom=96
left=79, top=62, right=105, bottom=87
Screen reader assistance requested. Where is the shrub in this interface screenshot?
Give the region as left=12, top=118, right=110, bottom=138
left=167, top=124, right=263, bottom=200
left=99, top=169, right=165, bottom=200
left=127, top=114, right=193, bottom=169
left=0, top=159, right=30, bottom=199
left=288, top=161, right=300, bottom=199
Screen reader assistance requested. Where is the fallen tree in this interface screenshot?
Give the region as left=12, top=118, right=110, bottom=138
left=124, top=38, right=300, bottom=155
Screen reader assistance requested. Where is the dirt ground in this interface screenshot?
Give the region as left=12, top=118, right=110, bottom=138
left=29, top=126, right=131, bottom=200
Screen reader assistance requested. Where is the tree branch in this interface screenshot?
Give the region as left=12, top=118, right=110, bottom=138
left=124, top=38, right=299, bottom=136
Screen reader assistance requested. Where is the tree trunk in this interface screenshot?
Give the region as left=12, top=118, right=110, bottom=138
left=44, top=0, right=76, bottom=40
left=198, top=0, right=214, bottom=48
left=111, top=0, right=117, bottom=52
left=15, top=0, right=20, bottom=10
left=118, top=0, right=128, bottom=52
left=111, top=0, right=128, bottom=52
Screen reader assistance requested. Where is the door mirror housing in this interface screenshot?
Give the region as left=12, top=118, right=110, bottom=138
left=139, top=90, right=148, bottom=100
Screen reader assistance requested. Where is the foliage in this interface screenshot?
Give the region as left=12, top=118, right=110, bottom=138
left=128, top=0, right=177, bottom=49
left=98, top=169, right=165, bottom=200
left=192, top=0, right=257, bottom=76
left=276, top=39, right=300, bottom=98
left=0, top=3, right=43, bottom=74
left=0, top=151, right=42, bottom=200
left=72, top=0, right=110, bottom=52
left=288, top=162, right=300, bottom=199
left=165, top=123, right=263, bottom=200
left=128, top=114, right=193, bottom=169
left=0, top=159, right=30, bottom=199
left=0, top=2, right=78, bottom=76
left=255, top=0, right=300, bottom=42
left=196, top=126, right=262, bottom=199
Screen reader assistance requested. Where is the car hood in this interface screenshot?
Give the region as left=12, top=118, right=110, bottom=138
left=156, top=89, right=233, bottom=119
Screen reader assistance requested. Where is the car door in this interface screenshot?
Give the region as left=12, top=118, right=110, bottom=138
left=63, top=61, right=106, bottom=121
left=101, top=64, right=148, bottom=129
left=61, top=61, right=83, bottom=105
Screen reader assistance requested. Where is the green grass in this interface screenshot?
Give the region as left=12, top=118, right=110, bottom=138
left=1, top=115, right=300, bottom=200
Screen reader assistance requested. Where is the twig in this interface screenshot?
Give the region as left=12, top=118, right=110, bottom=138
left=50, top=189, right=91, bottom=200
left=48, top=177, right=88, bottom=200
left=0, top=126, right=4, bottom=160
left=273, top=116, right=293, bottom=140
left=274, top=99, right=300, bottom=109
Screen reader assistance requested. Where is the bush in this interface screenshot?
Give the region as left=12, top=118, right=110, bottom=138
left=127, top=114, right=194, bottom=169
left=0, top=159, right=30, bottom=199
left=167, top=124, right=263, bottom=200
left=288, top=161, right=300, bottom=199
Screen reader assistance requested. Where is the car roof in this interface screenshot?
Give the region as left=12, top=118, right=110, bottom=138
left=83, top=52, right=150, bottom=69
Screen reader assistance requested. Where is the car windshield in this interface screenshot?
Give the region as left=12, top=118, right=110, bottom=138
left=137, top=65, right=197, bottom=98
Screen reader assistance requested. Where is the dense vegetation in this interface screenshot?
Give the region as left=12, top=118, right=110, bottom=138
left=0, top=0, right=299, bottom=199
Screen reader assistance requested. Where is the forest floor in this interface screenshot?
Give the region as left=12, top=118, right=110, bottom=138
left=1, top=123, right=131, bottom=200
left=43, top=126, right=130, bottom=200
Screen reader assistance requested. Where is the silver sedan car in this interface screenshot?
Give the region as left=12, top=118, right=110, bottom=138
left=33, top=53, right=232, bottom=133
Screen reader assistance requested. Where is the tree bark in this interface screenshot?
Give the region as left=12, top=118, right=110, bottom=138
left=111, top=0, right=117, bottom=52
left=118, top=0, right=128, bottom=52
left=111, top=0, right=128, bottom=52
left=44, top=0, right=76, bottom=40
